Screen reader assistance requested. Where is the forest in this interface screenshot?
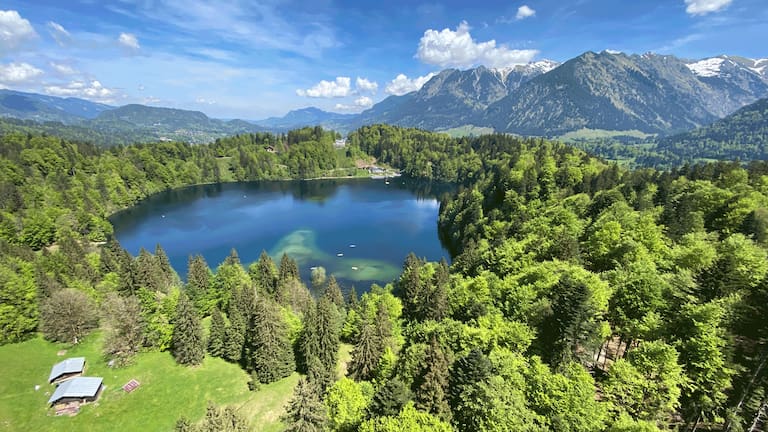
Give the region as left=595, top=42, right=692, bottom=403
left=2, top=123, right=768, bottom=431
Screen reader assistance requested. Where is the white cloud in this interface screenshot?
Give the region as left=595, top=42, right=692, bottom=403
left=49, top=62, right=77, bottom=75
left=0, top=10, right=37, bottom=54
left=355, top=77, right=378, bottom=94
left=46, top=21, right=71, bottom=46
left=334, top=96, right=374, bottom=111
left=385, top=73, right=436, bottom=96
left=516, top=5, right=536, bottom=20
left=118, top=32, right=140, bottom=50
left=416, top=21, right=538, bottom=68
left=195, top=97, right=216, bottom=105
left=0, top=62, right=43, bottom=84
left=684, top=0, right=732, bottom=15
left=44, top=80, right=117, bottom=103
left=354, top=96, right=373, bottom=108
left=296, top=76, right=352, bottom=98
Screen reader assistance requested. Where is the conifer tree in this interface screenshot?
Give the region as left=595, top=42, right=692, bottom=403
left=186, top=255, right=211, bottom=310
left=279, top=253, right=300, bottom=283
left=174, top=416, right=194, bottom=432
left=282, top=378, right=327, bottom=432
left=426, top=259, right=449, bottom=321
left=448, top=349, right=492, bottom=431
left=400, top=253, right=425, bottom=321
left=346, top=286, right=359, bottom=311
left=172, top=292, right=205, bottom=365
left=299, top=298, right=340, bottom=391
left=324, top=275, right=344, bottom=310
left=243, top=298, right=295, bottom=384
left=374, top=301, right=393, bottom=346
left=155, top=243, right=175, bottom=290
left=316, top=297, right=340, bottom=375
left=136, top=247, right=162, bottom=291
left=254, top=250, right=277, bottom=295
left=298, top=302, right=319, bottom=373
left=415, top=336, right=452, bottom=422
left=223, top=286, right=249, bottom=363
left=348, top=321, right=381, bottom=381
left=99, top=240, right=120, bottom=275
left=224, top=248, right=240, bottom=266
left=207, top=307, right=226, bottom=357
left=368, top=377, right=412, bottom=417
left=115, top=243, right=140, bottom=296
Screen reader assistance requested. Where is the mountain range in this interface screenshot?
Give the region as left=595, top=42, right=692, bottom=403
left=1, top=51, right=767, bottom=143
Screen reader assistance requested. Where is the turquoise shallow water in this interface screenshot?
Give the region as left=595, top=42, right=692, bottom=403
left=110, top=178, right=451, bottom=291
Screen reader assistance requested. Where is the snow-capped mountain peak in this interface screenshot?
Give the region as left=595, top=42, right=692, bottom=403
left=686, top=57, right=725, bottom=77
left=750, top=58, right=768, bottom=75
left=492, top=59, right=560, bottom=81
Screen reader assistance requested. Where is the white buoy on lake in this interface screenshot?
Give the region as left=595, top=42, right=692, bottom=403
left=351, top=266, right=358, bottom=271
left=349, top=244, right=356, bottom=248
left=337, top=253, right=344, bottom=257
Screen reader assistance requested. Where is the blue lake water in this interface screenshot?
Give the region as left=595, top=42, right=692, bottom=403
left=110, top=178, right=451, bottom=290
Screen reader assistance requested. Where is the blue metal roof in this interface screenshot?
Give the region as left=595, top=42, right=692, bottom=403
left=48, top=357, right=86, bottom=383
left=48, top=377, right=103, bottom=405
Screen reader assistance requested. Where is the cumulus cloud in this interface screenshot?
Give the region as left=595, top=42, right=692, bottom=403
left=516, top=5, right=536, bottom=20
left=44, top=80, right=116, bottom=103
left=195, top=97, right=216, bottom=105
left=46, top=21, right=71, bottom=46
left=0, top=62, right=43, bottom=84
left=334, top=96, right=374, bottom=111
left=416, top=21, right=538, bottom=68
left=684, top=0, right=732, bottom=15
left=118, top=32, right=140, bottom=50
left=49, top=62, right=77, bottom=75
left=0, top=10, right=37, bottom=54
left=385, top=73, right=436, bottom=96
left=355, top=77, right=378, bottom=94
left=296, top=76, right=352, bottom=98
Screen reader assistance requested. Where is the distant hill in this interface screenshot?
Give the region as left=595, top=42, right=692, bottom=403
left=87, top=105, right=264, bottom=144
left=657, top=97, right=768, bottom=160
left=0, top=89, right=112, bottom=123
left=252, top=107, right=356, bottom=132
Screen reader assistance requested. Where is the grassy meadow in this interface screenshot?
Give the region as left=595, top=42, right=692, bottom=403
left=0, top=332, right=309, bottom=432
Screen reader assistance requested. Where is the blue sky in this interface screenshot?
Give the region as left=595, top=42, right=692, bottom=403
left=1, top=0, right=766, bottom=119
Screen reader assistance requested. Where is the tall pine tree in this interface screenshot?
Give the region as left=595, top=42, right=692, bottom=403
left=243, top=298, right=295, bottom=384
left=172, top=292, right=205, bottom=365
left=415, top=336, right=452, bottom=422
left=348, top=321, right=381, bottom=381
left=186, top=255, right=211, bottom=312
left=207, top=307, right=226, bottom=357
left=281, top=378, right=326, bottom=432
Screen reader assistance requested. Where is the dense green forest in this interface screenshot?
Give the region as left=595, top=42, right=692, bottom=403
left=2, top=123, right=768, bottom=431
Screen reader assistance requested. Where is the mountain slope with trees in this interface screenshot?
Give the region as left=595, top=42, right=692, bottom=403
left=657, top=97, right=768, bottom=160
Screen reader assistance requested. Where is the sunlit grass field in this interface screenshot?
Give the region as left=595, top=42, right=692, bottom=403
left=0, top=332, right=312, bottom=432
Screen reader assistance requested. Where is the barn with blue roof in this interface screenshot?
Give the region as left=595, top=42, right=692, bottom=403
left=48, top=357, right=86, bottom=384
left=48, top=376, right=103, bottom=406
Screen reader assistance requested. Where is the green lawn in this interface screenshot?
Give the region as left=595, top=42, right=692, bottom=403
left=0, top=333, right=299, bottom=431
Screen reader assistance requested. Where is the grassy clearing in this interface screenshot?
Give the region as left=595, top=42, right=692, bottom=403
left=558, top=128, right=654, bottom=141
left=437, top=125, right=495, bottom=137
left=0, top=333, right=300, bottom=432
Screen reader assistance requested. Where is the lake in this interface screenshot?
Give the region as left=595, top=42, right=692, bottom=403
left=110, top=178, right=451, bottom=290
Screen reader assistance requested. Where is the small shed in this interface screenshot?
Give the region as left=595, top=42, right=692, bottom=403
left=48, top=377, right=103, bottom=406
left=48, top=357, right=86, bottom=384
